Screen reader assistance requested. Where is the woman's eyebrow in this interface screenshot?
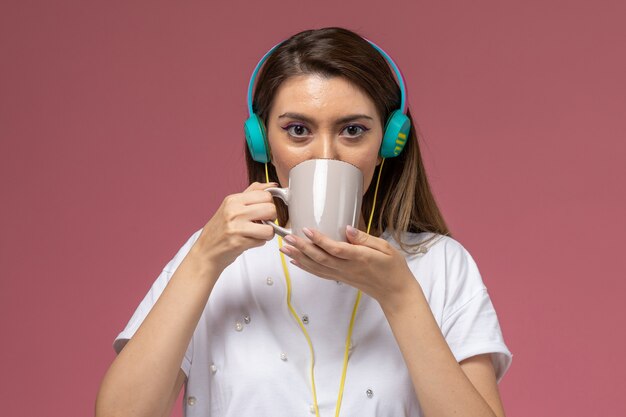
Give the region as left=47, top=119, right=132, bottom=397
left=278, top=112, right=373, bottom=125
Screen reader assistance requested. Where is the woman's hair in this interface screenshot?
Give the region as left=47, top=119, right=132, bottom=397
left=245, top=27, right=451, bottom=252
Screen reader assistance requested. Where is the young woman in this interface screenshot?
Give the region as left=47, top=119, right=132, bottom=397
left=96, top=27, right=513, bottom=417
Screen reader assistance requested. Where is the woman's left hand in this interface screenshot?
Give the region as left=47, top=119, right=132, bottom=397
left=279, top=225, right=417, bottom=307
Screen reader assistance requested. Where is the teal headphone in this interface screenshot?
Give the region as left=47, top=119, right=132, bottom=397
left=244, top=37, right=411, bottom=163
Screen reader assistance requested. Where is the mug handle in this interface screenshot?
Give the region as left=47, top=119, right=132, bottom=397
left=262, top=187, right=292, bottom=237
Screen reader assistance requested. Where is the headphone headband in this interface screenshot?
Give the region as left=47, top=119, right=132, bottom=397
left=246, top=38, right=408, bottom=115
left=246, top=41, right=282, bottom=116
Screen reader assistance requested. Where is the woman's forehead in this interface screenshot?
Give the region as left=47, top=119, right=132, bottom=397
left=270, top=74, right=377, bottom=117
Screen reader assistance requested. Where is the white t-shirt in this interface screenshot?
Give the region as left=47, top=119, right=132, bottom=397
left=114, top=229, right=513, bottom=417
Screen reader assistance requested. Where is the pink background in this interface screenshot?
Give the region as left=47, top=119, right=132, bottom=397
left=1, top=1, right=624, bottom=416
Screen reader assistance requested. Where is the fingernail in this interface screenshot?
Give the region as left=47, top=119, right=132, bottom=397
left=284, top=235, right=296, bottom=245
left=302, top=228, right=313, bottom=238
left=279, top=245, right=291, bottom=255
left=347, top=225, right=358, bottom=237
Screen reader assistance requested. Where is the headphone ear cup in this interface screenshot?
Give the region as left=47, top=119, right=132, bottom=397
left=379, top=110, right=411, bottom=158
left=244, top=113, right=270, bottom=163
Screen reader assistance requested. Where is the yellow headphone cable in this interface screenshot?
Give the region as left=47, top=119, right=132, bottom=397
left=264, top=158, right=385, bottom=417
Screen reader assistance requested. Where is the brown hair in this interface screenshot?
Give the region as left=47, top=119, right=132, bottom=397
left=245, top=27, right=452, bottom=252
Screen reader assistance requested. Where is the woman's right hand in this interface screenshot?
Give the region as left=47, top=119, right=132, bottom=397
left=194, top=181, right=278, bottom=272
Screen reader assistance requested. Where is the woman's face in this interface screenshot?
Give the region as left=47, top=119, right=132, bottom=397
left=266, top=74, right=384, bottom=191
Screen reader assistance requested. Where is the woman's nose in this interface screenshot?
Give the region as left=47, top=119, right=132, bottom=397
left=312, top=135, right=338, bottom=159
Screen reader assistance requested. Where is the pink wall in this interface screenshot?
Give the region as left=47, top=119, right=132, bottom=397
left=1, top=1, right=624, bottom=416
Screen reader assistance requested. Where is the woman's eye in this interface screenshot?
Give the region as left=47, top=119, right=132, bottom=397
left=282, top=124, right=310, bottom=138
left=342, top=125, right=368, bottom=138
left=280, top=124, right=369, bottom=139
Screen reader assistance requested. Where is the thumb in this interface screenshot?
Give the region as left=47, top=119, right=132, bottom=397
left=346, top=225, right=393, bottom=254
left=346, top=225, right=368, bottom=245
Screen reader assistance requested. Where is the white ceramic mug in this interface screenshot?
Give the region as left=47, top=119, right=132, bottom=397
left=263, top=158, right=364, bottom=242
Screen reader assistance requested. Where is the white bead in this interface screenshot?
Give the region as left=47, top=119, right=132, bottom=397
left=187, top=396, right=197, bottom=406
left=235, top=321, right=243, bottom=331
left=210, top=364, right=217, bottom=374
left=280, top=352, right=287, bottom=361
left=266, top=277, right=274, bottom=285
left=366, top=388, right=374, bottom=398
left=243, top=314, right=251, bottom=324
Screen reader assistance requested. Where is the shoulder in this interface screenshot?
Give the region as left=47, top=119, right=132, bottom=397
left=383, top=229, right=486, bottom=291
left=381, top=229, right=470, bottom=260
